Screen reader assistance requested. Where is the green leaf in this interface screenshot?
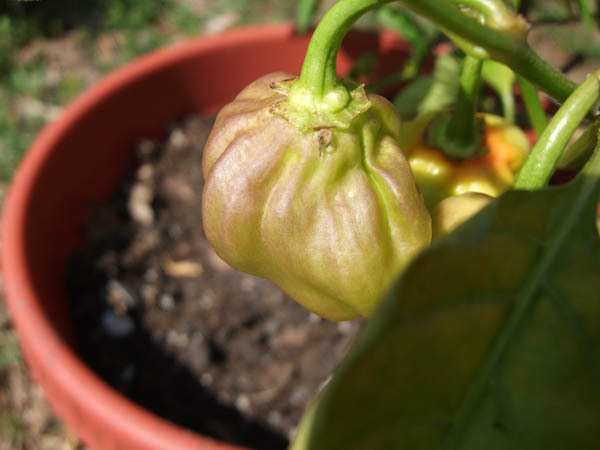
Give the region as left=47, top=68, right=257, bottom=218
left=348, top=52, right=379, bottom=80
left=291, top=163, right=600, bottom=449
left=481, top=60, right=515, bottom=123
left=393, top=54, right=461, bottom=119
left=392, top=75, right=434, bottom=118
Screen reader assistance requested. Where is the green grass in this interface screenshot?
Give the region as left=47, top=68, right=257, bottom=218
left=0, top=412, right=26, bottom=448
left=0, top=0, right=297, bottom=182
left=0, top=330, right=19, bottom=373
left=0, top=0, right=172, bottom=182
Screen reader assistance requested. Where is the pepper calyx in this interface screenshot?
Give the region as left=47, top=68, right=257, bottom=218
left=271, top=77, right=372, bottom=132
left=426, top=111, right=486, bottom=161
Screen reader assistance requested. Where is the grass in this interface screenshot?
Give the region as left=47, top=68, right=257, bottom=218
left=0, top=330, right=19, bottom=373
left=0, top=328, right=23, bottom=446
left=0, top=0, right=295, bottom=182
left=0, top=412, right=26, bottom=449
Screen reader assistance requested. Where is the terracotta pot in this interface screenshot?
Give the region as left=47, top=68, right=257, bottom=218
left=0, top=24, right=411, bottom=450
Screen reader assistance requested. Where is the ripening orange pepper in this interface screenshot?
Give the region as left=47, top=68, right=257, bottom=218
left=405, top=114, right=530, bottom=209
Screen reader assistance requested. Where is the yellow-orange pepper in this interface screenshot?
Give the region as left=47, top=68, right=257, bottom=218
left=406, top=114, right=530, bottom=209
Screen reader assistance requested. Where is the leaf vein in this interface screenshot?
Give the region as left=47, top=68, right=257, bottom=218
left=544, top=281, right=600, bottom=386
left=437, top=177, right=600, bottom=450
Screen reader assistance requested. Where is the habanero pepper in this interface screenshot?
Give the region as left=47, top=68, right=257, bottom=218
left=402, top=113, right=530, bottom=209
left=202, top=73, right=431, bottom=322
left=431, top=191, right=493, bottom=238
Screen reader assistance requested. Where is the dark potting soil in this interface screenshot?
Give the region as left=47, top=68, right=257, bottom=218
left=67, top=116, right=365, bottom=450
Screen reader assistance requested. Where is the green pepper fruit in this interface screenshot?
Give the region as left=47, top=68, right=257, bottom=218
left=405, top=113, right=530, bottom=209
left=431, top=191, right=493, bottom=237
left=202, top=72, right=431, bottom=321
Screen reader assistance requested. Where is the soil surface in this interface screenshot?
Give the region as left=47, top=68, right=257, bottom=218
left=67, top=116, right=365, bottom=449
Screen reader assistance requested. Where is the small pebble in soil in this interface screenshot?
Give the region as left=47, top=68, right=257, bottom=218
left=68, top=116, right=365, bottom=450
left=158, top=293, right=175, bottom=311
left=100, top=310, right=135, bottom=338
left=106, top=279, right=138, bottom=312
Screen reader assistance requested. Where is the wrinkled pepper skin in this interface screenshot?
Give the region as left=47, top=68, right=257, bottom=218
left=407, top=114, right=530, bottom=209
left=202, top=72, right=431, bottom=321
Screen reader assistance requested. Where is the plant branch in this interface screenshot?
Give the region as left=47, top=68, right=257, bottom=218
left=295, top=0, right=580, bottom=127
left=449, top=0, right=527, bottom=33
left=438, top=55, right=485, bottom=160
left=515, top=70, right=600, bottom=190
left=394, top=0, right=577, bottom=103
left=581, top=127, right=600, bottom=178
left=558, top=121, right=600, bottom=169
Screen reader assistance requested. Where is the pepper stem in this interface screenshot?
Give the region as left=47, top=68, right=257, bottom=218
left=293, top=0, right=386, bottom=112
left=279, top=0, right=392, bottom=131
left=440, top=55, right=485, bottom=160
left=515, top=70, right=600, bottom=190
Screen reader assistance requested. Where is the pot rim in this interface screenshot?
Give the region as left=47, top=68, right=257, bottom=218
left=0, top=23, right=314, bottom=450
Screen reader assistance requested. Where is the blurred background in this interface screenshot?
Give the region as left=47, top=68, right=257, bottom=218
left=1, top=0, right=599, bottom=448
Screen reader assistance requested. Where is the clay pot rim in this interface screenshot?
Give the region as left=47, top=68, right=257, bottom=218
left=0, top=23, right=312, bottom=450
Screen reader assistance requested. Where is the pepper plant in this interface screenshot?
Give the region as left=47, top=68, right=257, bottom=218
left=202, top=0, right=600, bottom=447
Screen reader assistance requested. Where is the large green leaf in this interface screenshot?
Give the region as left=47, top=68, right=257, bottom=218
left=291, top=165, right=600, bottom=449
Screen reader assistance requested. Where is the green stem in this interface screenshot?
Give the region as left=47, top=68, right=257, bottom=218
left=449, top=0, right=525, bottom=33
left=557, top=121, right=599, bottom=169
left=296, top=0, right=386, bottom=105
left=395, top=0, right=577, bottom=103
left=443, top=55, right=484, bottom=159
left=515, top=70, right=600, bottom=190
left=579, top=0, right=594, bottom=28
left=516, top=75, right=548, bottom=137
left=500, top=88, right=516, bottom=124
left=581, top=127, right=600, bottom=179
